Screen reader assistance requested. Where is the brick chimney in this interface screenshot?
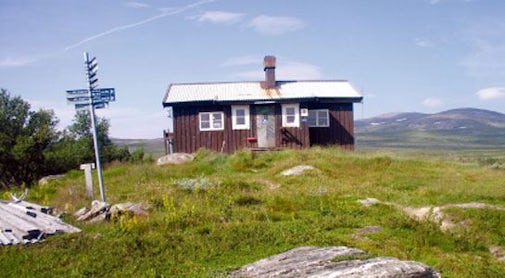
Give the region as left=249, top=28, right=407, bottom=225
left=263, top=55, right=276, bottom=89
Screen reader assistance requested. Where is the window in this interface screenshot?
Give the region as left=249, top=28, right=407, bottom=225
left=282, top=103, right=300, bottom=127
left=231, top=105, right=250, bottom=130
left=308, top=109, right=329, bottom=127
left=199, top=112, right=224, bottom=131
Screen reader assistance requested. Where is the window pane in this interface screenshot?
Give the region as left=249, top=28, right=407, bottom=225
left=308, top=110, right=317, bottom=126
left=201, top=114, right=209, bottom=121
left=201, top=122, right=210, bottom=129
left=236, top=117, right=245, bottom=125
left=212, top=112, right=223, bottom=129
left=318, top=110, right=327, bottom=118
left=319, top=110, right=328, bottom=126
left=287, top=115, right=295, bottom=123
left=286, top=107, right=295, bottom=115
left=318, top=118, right=327, bottom=126
left=236, top=109, right=245, bottom=117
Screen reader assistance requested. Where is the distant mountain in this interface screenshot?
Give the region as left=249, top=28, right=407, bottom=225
left=355, top=108, right=505, bottom=149
left=112, top=138, right=165, bottom=158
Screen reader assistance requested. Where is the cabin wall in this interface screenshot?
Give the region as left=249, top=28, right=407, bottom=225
left=169, top=102, right=355, bottom=154
left=307, top=103, right=355, bottom=150
left=172, top=105, right=253, bottom=153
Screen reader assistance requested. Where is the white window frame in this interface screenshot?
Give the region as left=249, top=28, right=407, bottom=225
left=308, top=109, right=330, bottom=127
left=231, top=105, right=250, bottom=130
left=282, top=103, right=300, bottom=128
left=199, top=112, right=224, bottom=131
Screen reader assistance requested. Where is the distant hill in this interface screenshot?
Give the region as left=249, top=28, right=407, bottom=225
left=355, top=108, right=505, bottom=149
left=112, top=138, right=165, bottom=158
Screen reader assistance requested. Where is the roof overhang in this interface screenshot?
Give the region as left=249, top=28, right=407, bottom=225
left=163, top=96, right=363, bottom=108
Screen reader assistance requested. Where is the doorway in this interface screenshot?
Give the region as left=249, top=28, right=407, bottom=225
left=256, top=106, right=276, bottom=148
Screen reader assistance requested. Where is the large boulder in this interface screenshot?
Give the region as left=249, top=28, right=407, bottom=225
left=156, top=153, right=194, bottom=166
left=230, top=246, right=440, bottom=278
left=280, top=165, right=315, bottom=176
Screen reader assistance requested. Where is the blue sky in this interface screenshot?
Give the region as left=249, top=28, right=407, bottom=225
left=1, top=0, right=504, bottom=138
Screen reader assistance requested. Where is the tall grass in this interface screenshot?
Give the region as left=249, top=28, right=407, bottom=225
left=1, top=147, right=505, bottom=277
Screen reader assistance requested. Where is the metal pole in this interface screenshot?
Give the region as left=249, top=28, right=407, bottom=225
left=84, top=52, right=106, bottom=202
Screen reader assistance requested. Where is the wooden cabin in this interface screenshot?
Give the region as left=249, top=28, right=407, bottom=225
left=162, top=56, right=363, bottom=154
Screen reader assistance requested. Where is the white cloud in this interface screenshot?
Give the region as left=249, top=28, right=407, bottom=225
left=192, top=11, right=245, bottom=24
left=248, top=15, right=305, bottom=35
left=415, top=38, right=434, bottom=48
left=124, top=2, right=150, bottom=9
left=0, top=56, right=36, bottom=67
left=422, top=97, right=444, bottom=108
left=221, top=55, right=261, bottom=67
left=64, top=0, right=214, bottom=51
left=475, top=87, right=505, bottom=100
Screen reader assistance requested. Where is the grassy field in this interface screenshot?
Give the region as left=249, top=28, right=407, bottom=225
left=2, top=147, right=505, bottom=277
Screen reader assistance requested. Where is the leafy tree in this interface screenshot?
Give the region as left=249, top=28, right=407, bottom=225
left=0, top=88, right=131, bottom=189
left=47, top=111, right=130, bottom=172
left=0, top=89, right=59, bottom=189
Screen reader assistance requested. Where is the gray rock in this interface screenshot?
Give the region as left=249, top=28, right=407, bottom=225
left=75, top=201, right=150, bottom=223
left=358, top=198, right=381, bottom=207
left=156, top=153, right=194, bottom=166
left=109, top=202, right=150, bottom=217
left=230, top=246, right=440, bottom=278
left=76, top=200, right=110, bottom=222
left=280, top=165, right=315, bottom=176
left=73, top=207, right=90, bottom=219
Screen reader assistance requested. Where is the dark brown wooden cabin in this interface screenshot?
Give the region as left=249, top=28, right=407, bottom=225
left=162, top=56, right=363, bottom=154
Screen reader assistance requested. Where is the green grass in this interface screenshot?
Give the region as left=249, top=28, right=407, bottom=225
left=2, top=147, right=505, bottom=277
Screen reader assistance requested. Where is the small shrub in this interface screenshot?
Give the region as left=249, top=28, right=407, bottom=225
left=129, top=147, right=145, bottom=163
left=176, top=176, right=215, bottom=192
left=235, top=196, right=263, bottom=206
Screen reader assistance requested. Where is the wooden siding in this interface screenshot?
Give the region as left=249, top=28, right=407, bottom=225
left=167, top=102, right=355, bottom=153
left=307, top=103, right=355, bottom=150
left=171, top=105, right=253, bottom=153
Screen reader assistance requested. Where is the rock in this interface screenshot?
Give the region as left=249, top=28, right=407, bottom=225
left=73, top=207, right=90, bottom=219
left=230, top=246, right=441, bottom=278
left=489, top=245, right=505, bottom=261
left=358, top=198, right=381, bottom=207
left=76, top=200, right=110, bottom=222
left=75, top=201, right=150, bottom=222
left=157, top=153, right=194, bottom=166
left=38, top=174, right=65, bottom=185
left=352, top=226, right=382, bottom=239
left=280, top=165, right=315, bottom=176
left=109, top=202, right=150, bottom=217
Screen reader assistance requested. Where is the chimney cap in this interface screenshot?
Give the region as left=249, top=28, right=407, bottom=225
left=264, top=55, right=276, bottom=69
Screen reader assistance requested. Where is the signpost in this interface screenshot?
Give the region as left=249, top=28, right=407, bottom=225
left=66, top=52, right=116, bottom=202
